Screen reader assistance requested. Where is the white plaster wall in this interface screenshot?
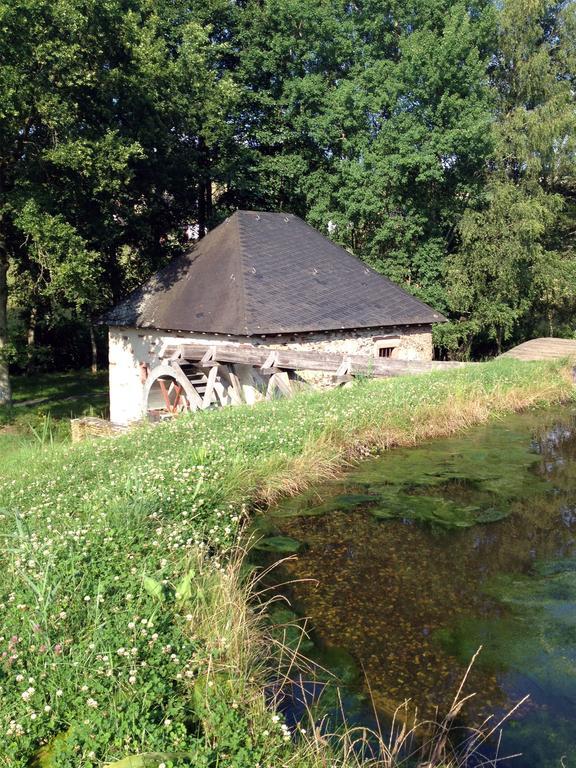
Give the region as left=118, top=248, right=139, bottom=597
left=108, top=324, right=433, bottom=425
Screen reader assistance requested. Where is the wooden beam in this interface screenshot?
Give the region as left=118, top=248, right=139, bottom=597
left=199, top=346, right=216, bottom=366
left=274, top=371, right=292, bottom=397
left=202, top=365, right=219, bottom=409
left=169, top=361, right=204, bottom=410
left=165, top=342, right=467, bottom=379
left=266, top=374, right=278, bottom=400
left=217, top=365, right=243, bottom=405
left=266, top=371, right=293, bottom=399
left=261, top=350, right=278, bottom=370
left=228, top=365, right=245, bottom=405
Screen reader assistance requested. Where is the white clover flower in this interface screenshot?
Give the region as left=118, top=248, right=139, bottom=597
left=86, top=698, right=98, bottom=708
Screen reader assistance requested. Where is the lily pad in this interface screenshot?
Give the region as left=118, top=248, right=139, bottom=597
left=371, top=494, right=484, bottom=528
left=253, top=535, right=304, bottom=553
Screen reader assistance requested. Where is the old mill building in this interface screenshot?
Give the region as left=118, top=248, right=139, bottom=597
left=104, top=211, right=445, bottom=424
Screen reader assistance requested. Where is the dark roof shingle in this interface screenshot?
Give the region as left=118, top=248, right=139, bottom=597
left=104, top=211, right=445, bottom=334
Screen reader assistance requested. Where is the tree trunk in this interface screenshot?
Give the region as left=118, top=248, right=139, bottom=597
left=197, top=138, right=211, bottom=239
left=496, top=327, right=503, bottom=356
left=206, top=176, right=212, bottom=224
left=0, top=246, right=11, bottom=406
left=198, top=178, right=206, bottom=239
left=89, top=322, right=98, bottom=374
left=27, top=306, right=37, bottom=347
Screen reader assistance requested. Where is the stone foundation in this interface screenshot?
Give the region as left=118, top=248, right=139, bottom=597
left=108, top=324, right=433, bottom=425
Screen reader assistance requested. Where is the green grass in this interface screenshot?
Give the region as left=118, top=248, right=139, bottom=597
left=4, top=370, right=108, bottom=408
left=0, top=359, right=572, bottom=767
left=0, top=370, right=108, bottom=459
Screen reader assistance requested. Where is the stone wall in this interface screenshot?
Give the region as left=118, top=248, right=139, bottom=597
left=264, top=326, right=433, bottom=361
left=108, top=324, right=433, bottom=425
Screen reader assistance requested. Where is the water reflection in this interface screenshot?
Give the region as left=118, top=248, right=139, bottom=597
left=262, top=409, right=576, bottom=767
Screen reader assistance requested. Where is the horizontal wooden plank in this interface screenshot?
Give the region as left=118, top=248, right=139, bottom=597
left=162, top=342, right=467, bottom=378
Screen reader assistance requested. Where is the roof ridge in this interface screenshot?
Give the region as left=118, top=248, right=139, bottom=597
left=234, top=211, right=252, bottom=335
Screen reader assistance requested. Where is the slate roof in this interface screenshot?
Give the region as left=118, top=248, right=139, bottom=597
left=104, top=211, right=445, bottom=335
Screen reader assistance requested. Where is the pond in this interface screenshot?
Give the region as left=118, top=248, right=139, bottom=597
left=255, top=407, right=576, bottom=767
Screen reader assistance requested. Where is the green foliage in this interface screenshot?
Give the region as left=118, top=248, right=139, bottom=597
left=0, top=369, right=108, bottom=461
left=1, top=0, right=575, bottom=376
left=270, top=402, right=551, bottom=528
left=444, top=0, right=576, bottom=355
left=103, top=754, right=194, bottom=768
left=253, top=535, right=304, bottom=553
left=0, top=0, right=237, bottom=388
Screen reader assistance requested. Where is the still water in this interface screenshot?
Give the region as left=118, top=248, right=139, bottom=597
left=258, top=407, right=576, bottom=767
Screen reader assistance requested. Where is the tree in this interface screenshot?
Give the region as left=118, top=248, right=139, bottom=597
left=443, top=0, right=576, bottom=356
left=229, top=1, right=496, bottom=317
left=305, top=0, right=497, bottom=311
left=0, top=0, right=235, bottom=400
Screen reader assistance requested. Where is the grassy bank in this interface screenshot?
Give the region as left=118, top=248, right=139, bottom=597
left=0, top=370, right=108, bottom=460
left=0, top=359, right=573, bottom=767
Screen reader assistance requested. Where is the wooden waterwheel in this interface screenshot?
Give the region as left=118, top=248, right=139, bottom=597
left=143, top=360, right=223, bottom=419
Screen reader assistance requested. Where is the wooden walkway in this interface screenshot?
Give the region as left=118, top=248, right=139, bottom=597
left=501, top=338, right=576, bottom=361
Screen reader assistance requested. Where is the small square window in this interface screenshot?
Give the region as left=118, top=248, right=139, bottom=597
left=378, top=347, right=395, bottom=358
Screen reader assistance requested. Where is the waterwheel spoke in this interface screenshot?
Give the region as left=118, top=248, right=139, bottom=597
left=171, top=384, right=185, bottom=412
left=158, top=379, right=172, bottom=411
